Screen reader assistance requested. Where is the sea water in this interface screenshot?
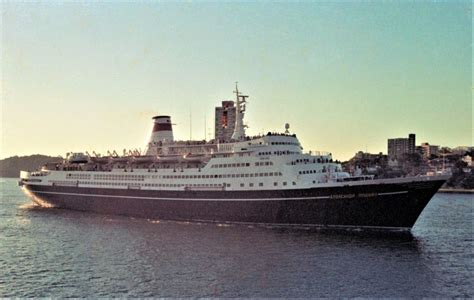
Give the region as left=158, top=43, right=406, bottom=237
left=0, top=178, right=472, bottom=297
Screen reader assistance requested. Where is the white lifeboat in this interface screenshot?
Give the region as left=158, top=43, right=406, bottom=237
left=67, top=152, right=89, bottom=164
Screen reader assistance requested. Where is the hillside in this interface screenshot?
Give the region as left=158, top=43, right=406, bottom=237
left=0, top=155, right=62, bottom=178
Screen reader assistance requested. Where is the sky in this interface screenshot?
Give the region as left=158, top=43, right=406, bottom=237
left=1, top=1, right=472, bottom=161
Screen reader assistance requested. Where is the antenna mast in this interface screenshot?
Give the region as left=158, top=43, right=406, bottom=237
left=231, top=82, right=248, bottom=141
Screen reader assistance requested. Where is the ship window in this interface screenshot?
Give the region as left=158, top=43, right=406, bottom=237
left=226, top=183, right=231, bottom=187
left=240, top=183, right=244, bottom=187
left=283, top=182, right=287, bottom=186
left=249, top=183, right=254, bottom=187
left=259, top=183, right=263, bottom=187
left=274, top=182, right=278, bottom=186
left=264, top=173, right=268, bottom=176
left=246, top=163, right=250, bottom=167
left=245, top=174, right=249, bottom=177
left=259, top=173, right=264, bottom=176
left=292, top=182, right=296, bottom=185
left=250, top=174, right=254, bottom=177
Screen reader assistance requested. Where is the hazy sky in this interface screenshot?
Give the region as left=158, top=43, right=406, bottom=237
left=1, top=1, right=472, bottom=160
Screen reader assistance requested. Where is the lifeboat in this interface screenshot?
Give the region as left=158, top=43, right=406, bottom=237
left=132, top=155, right=158, bottom=163
left=156, top=155, right=182, bottom=162
left=111, top=156, right=133, bottom=163
left=90, top=156, right=111, bottom=163
left=67, top=152, right=89, bottom=164
left=183, top=153, right=206, bottom=163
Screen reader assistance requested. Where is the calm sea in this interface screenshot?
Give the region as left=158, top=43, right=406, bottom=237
left=0, top=178, right=472, bottom=297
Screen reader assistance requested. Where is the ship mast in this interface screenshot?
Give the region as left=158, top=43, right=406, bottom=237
left=231, top=82, right=248, bottom=141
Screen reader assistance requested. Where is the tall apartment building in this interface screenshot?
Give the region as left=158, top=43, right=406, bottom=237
left=420, top=142, right=440, bottom=158
left=388, top=134, right=416, bottom=159
left=214, top=101, right=236, bottom=142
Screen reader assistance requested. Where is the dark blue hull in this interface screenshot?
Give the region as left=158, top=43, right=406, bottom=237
left=22, top=179, right=445, bottom=229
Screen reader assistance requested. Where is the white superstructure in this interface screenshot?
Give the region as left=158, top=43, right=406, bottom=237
left=20, top=86, right=379, bottom=191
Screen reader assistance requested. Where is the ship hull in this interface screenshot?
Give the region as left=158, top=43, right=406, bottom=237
left=22, top=179, right=445, bottom=229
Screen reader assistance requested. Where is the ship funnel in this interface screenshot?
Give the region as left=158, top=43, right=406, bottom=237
left=149, top=115, right=174, bottom=144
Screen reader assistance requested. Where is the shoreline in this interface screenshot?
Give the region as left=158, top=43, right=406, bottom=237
left=438, top=188, right=474, bottom=194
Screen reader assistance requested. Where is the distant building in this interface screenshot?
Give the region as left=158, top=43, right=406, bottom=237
left=354, top=151, right=385, bottom=161
left=388, top=134, right=416, bottom=159
left=420, top=142, right=439, bottom=159
left=343, top=151, right=387, bottom=175
left=462, top=154, right=472, bottom=167
left=388, top=158, right=400, bottom=168
left=214, top=101, right=236, bottom=142
left=452, top=146, right=473, bottom=156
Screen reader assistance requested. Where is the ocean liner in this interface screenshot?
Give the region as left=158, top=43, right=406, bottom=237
left=19, top=86, right=447, bottom=230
